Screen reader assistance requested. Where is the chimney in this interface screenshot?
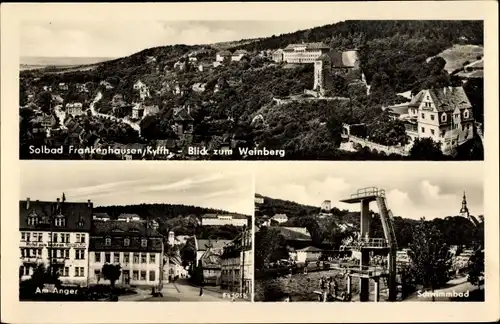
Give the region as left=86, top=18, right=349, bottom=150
left=26, top=198, right=30, bottom=210
left=87, top=199, right=91, bottom=207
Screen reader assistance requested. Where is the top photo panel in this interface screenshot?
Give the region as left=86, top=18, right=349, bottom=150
left=19, top=20, right=484, bottom=161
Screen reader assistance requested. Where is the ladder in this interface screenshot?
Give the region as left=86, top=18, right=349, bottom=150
left=376, top=197, right=398, bottom=249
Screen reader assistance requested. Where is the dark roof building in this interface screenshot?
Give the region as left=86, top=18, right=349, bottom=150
left=409, top=86, right=472, bottom=112
left=90, top=220, right=163, bottom=253
left=19, top=198, right=93, bottom=232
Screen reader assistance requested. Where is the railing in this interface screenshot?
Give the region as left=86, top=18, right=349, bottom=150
left=328, top=262, right=388, bottom=277
left=345, top=238, right=389, bottom=249
left=349, top=187, right=385, bottom=199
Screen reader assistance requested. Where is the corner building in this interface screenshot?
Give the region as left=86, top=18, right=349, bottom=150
left=19, top=198, right=93, bottom=286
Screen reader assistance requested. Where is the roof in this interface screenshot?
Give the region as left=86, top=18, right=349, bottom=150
left=117, top=213, right=142, bottom=220
left=275, top=227, right=312, bottom=241
left=196, top=239, right=232, bottom=251
left=233, top=50, right=248, bottom=55
left=19, top=200, right=93, bottom=232
left=384, top=102, right=411, bottom=115
left=272, top=214, right=288, bottom=219
left=456, top=70, right=484, bottom=79
left=318, top=50, right=358, bottom=67
left=173, top=107, right=194, bottom=121
left=273, top=49, right=284, bottom=54
left=93, top=212, right=110, bottom=219
left=410, top=87, right=472, bottom=112
left=217, top=50, right=232, bottom=56
left=284, top=42, right=329, bottom=51
left=297, top=246, right=323, bottom=252
left=200, top=249, right=222, bottom=268
left=201, top=213, right=249, bottom=220
left=91, top=220, right=162, bottom=237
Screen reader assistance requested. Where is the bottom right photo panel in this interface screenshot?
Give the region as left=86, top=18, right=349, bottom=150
left=253, top=162, right=484, bottom=302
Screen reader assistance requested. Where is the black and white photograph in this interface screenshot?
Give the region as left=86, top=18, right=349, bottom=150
left=254, top=163, right=485, bottom=302
left=19, top=162, right=253, bottom=302
left=19, top=20, right=484, bottom=161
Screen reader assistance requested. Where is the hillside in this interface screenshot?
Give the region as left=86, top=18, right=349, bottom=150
left=256, top=195, right=483, bottom=249
left=428, top=44, right=484, bottom=74
left=20, top=20, right=484, bottom=160
left=93, top=203, right=250, bottom=240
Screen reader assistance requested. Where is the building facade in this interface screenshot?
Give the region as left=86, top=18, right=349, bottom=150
left=88, top=220, right=164, bottom=287
left=220, top=228, right=252, bottom=296
left=282, top=42, right=330, bottom=64
left=201, top=214, right=249, bottom=227
left=19, top=197, right=93, bottom=287
left=321, top=200, right=331, bottom=211
left=271, top=213, right=288, bottom=224
left=404, top=87, right=475, bottom=154
left=66, top=102, right=84, bottom=117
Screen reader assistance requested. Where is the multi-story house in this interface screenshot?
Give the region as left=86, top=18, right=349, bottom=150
left=404, top=86, right=474, bottom=154
left=220, top=228, right=252, bottom=296
left=88, top=220, right=164, bottom=287
left=215, top=50, right=232, bottom=62
left=282, top=42, right=330, bottom=64
left=201, top=214, right=249, bottom=227
left=321, top=200, right=331, bottom=211
left=19, top=197, right=93, bottom=287
left=271, top=213, right=288, bottom=224
left=133, top=80, right=150, bottom=101
left=272, top=49, right=284, bottom=63
left=66, top=102, right=84, bottom=117
left=231, top=50, right=249, bottom=62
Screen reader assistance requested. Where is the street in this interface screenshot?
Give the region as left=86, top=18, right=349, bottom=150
left=139, top=279, right=229, bottom=302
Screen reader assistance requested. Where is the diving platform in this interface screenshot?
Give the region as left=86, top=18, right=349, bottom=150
left=340, top=187, right=386, bottom=204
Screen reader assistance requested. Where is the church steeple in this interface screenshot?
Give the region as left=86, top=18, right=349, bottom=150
left=459, top=191, right=470, bottom=220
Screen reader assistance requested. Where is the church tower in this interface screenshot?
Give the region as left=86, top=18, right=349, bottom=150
left=459, top=191, right=470, bottom=220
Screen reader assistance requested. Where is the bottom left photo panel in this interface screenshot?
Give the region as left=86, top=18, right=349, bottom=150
left=18, top=161, right=254, bottom=302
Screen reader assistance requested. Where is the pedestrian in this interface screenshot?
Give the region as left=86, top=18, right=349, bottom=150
left=199, top=287, right=204, bottom=296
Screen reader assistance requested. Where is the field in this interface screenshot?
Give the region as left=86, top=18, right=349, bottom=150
left=429, top=44, right=484, bottom=73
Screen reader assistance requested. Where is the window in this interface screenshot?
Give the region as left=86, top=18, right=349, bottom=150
left=441, top=131, right=446, bottom=137
left=124, top=253, right=130, bottom=263
left=455, top=113, right=459, bottom=119
left=149, top=254, right=156, bottom=264
left=464, top=110, right=469, bottom=118
left=28, top=216, right=39, bottom=226
left=20, top=248, right=26, bottom=258
left=133, top=253, right=139, bottom=263
left=76, top=234, right=86, bottom=243
left=431, top=129, right=435, bottom=135
left=94, top=269, right=101, bottom=278
left=430, top=114, right=435, bottom=121
left=20, top=265, right=30, bottom=276
left=441, top=114, right=447, bottom=122
left=75, top=267, right=85, bottom=277
left=114, top=252, right=120, bottom=263
left=133, top=270, right=139, bottom=280
left=63, top=249, right=70, bottom=259
left=95, top=252, right=101, bottom=263
left=421, top=113, right=425, bottom=119
left=105, top=252, right=111, bottom=263
left=124, top=238, right=130, bottom=247
left=421, top=127, right=425, bottom=133
left=141, top=239, right=147, bottom=248
left=31, top=233, right=38, bottom=242
left=55, top=216, right=65, bottom=227
left=105, top=237, right=111, bottom=246
left=61, top=233, right=70, bottom=243
left=149, top=271, right=156, bottom=282
left=75, top=249, right=85, bottom=260
left=141, top=253, right=147, bottom=264
left=140, top=271, right=147, bottom=281
left=62, top=267, right=69, bottom=277
left=22, top=232, right=29, bottom=242
left=53, top=233, right=58, bottom=243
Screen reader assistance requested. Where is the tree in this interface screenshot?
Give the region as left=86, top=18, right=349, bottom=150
left=180, top=238, right=196, bottom=268
left=407, top=218, right=452, bottom=296
left=102, top=264, right=122, bottom=289
left=467, top=249, right=484, bottom=290
left=409, top=137, right=444, bottom=160
left=254, top=227, right=288, bottom=272
left=36, top=91, right=53, bottom=113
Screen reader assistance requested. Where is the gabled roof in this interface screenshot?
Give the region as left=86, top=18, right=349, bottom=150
left=200, top=248, right=222, bottom=268
left=233, top=49, right=248, bottom=55
left=217, top=50, right=232, bottom=56
left=410, top=87, right=472, bottom=112
left=173, top=107, right=194, bottom=121
left=19, top=200, right=93, bottom=232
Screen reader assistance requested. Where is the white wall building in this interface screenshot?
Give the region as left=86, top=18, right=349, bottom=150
left=66, top=102, right=84, bottom=117
left=201, top=214, right=249, bottom=227
left=282, top=43, right=330, bottom=64
left=271, top=214, right=288, bottom=224
left=19, top=198, right=93, bottom=287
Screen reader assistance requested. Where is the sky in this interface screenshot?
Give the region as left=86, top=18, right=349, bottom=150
left=256, top=162, right=484, bottom=220
left=20, top=161, right=253, bottom=215
left=20, top=20, right=337, bottom=58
